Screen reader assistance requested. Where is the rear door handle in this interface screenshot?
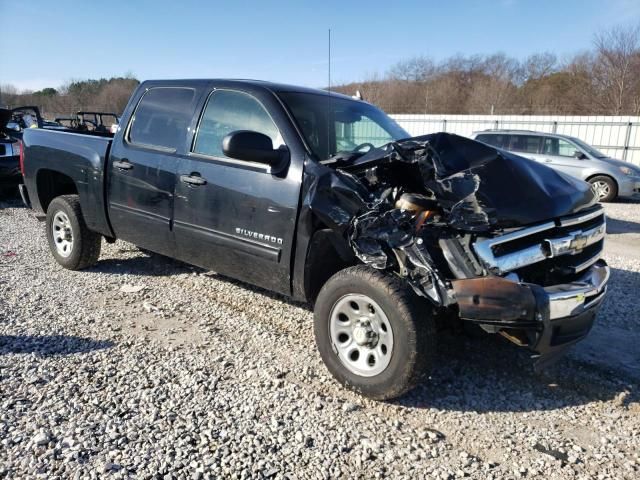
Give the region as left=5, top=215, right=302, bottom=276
left=544, top=159, right=553, bottom=163
left=180, top=173, right=207, bottom=186
left=113, top=159, right=133, bottom=170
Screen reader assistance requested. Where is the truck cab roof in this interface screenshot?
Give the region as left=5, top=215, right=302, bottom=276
left=139, top=79, right=358, bottom=101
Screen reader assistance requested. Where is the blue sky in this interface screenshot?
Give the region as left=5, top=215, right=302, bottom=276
left=2, top=0, right=640, bottom=91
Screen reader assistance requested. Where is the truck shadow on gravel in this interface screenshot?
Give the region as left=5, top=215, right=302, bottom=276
left=614, top=197, right=640, bottom=204
left=90, top=250, right=198, bottom=277
left=0, top=335, right=114, bottom=356
left=396, top=331, right=637, bottom=413
left=0, top=196, right=24, bottom=209
left=606, top=217, right=640, bottom=234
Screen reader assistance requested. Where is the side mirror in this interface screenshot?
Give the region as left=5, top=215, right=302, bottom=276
left=574, top=150, right=587, bottom=160
left=222, top=130, right=284, bottom=166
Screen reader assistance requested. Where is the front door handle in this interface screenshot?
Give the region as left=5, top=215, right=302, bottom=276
left=113, top=159, right=133, bottom=170
left=180, top=173, right=207, bottom=186
left=544, top=159, right=553, bottom=163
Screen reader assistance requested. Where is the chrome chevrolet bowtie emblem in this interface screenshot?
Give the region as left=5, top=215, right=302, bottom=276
left=569, top=233, right=588, bottom=250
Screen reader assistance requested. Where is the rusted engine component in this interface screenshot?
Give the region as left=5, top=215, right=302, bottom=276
left=394, top=193, right=436, bottom=213
left=499, top=329, right=531, bottom=346
left=451, top=276, right=537, bottom=322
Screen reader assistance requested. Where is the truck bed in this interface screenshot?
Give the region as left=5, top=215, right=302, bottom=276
left=21, top=128, right=114, bottom=237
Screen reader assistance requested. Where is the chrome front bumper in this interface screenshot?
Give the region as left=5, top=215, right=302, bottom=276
left=451, top=260, right=610, bottom=369
left=545, top=260, right=609, bottom=320
left=532, top=260, right=609, bottom=369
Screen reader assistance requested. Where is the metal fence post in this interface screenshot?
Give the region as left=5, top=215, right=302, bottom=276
left=552, top=121, right=558, bottom=133
left=623, top=122, right=632, bottom=161
left=442, top=119, right=447, bottom=132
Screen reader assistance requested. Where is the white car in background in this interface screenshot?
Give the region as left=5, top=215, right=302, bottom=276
left=471, top=130, right=640, bottom=202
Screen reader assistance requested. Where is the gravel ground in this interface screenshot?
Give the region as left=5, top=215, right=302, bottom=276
left=0, top=196, right=639, bottom=479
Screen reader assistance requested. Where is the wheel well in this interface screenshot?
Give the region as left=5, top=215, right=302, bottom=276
left=36, top=170, right=78, bottom=213
left=304, top=228, right=356, bottom=304
left=586, top=173, right=618, bottom=189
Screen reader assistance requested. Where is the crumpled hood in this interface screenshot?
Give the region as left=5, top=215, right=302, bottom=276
left=346, top=132, right=597, bottom=231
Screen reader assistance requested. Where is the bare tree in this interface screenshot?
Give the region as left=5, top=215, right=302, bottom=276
left=592, top=24, right=640, bottom=114
left=388, top=56, right=436, bottom=82
left=522, top=52, right=558, bottom=81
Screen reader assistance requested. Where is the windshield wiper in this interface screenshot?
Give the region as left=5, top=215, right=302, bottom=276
left=320, top=150, right=366, bottom=166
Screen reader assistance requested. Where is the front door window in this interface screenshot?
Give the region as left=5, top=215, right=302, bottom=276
left=193, top=90, right=283, bottom=159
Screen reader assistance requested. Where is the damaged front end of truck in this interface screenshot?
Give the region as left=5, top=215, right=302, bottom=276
left=305, top=133, right=609, bottom=368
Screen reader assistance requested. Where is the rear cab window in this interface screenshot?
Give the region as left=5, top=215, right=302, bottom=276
left=192, top=89, right=283, bottom=160
left=127, top=87, right=196, bottom=151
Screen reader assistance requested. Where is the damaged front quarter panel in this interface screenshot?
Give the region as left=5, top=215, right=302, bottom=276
left=302, top=149, right=438, bottom=303
left=304, top=133, right=501, bottom=305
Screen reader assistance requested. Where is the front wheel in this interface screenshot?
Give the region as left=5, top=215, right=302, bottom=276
left=314, top=266, right=436, bottom=400
left=46, top=195, right=102, bottom=270
left=589, top=175, right=617, bottom=202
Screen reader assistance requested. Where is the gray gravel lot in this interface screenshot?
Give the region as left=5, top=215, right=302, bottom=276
left=0, top=196, right=639, bottom=479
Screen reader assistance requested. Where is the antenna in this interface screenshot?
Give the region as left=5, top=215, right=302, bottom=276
left=328, top=28, right=331, bottom=95
left=327, top=28, right=332, bottom=157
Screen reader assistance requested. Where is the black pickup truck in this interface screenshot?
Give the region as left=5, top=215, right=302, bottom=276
left=20, top=79, right=609, bottom=399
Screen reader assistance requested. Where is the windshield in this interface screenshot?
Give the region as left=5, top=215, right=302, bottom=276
left=570, top=136, right=608, bottom=159
left=278, top=91, right=408, bottom=161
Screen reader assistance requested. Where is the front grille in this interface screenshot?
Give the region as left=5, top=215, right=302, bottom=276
left=473, top=205, right=605, bottom=282
left=0, top=145, right=6, bottom=156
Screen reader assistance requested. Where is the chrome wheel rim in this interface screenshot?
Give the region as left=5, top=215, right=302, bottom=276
left=329, top=294, right=394, bottom=377
left=591, top=180, right=610, bottom=200
left=52, top=211, right=73, bottom=258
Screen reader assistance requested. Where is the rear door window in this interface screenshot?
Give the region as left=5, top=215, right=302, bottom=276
left=128, top=87, right=196, bottom=150
left=509, top=135, right=542, bottom=154
left=192, top=89, right=282, bottom=159
left=475, top=134, right=510, bottom=149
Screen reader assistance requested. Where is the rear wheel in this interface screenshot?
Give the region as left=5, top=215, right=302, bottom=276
left=46, top=195, right=101, bottom=270
left=314, top=266, right=436, bottom=400
left=589, top=175, right=617, bottom=202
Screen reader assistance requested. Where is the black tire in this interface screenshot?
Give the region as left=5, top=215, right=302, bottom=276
left=314, top=266, right=436, bottom=400
left=588, top=175, right=617, bottom=202
left=46, top=195, right=101, bottom=270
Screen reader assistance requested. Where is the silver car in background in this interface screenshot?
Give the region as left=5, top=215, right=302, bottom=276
left=471, top=130, right=640, bottom=202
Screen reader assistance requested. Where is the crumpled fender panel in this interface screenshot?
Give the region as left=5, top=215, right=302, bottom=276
left=302, top=132, right=597, bottom=304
